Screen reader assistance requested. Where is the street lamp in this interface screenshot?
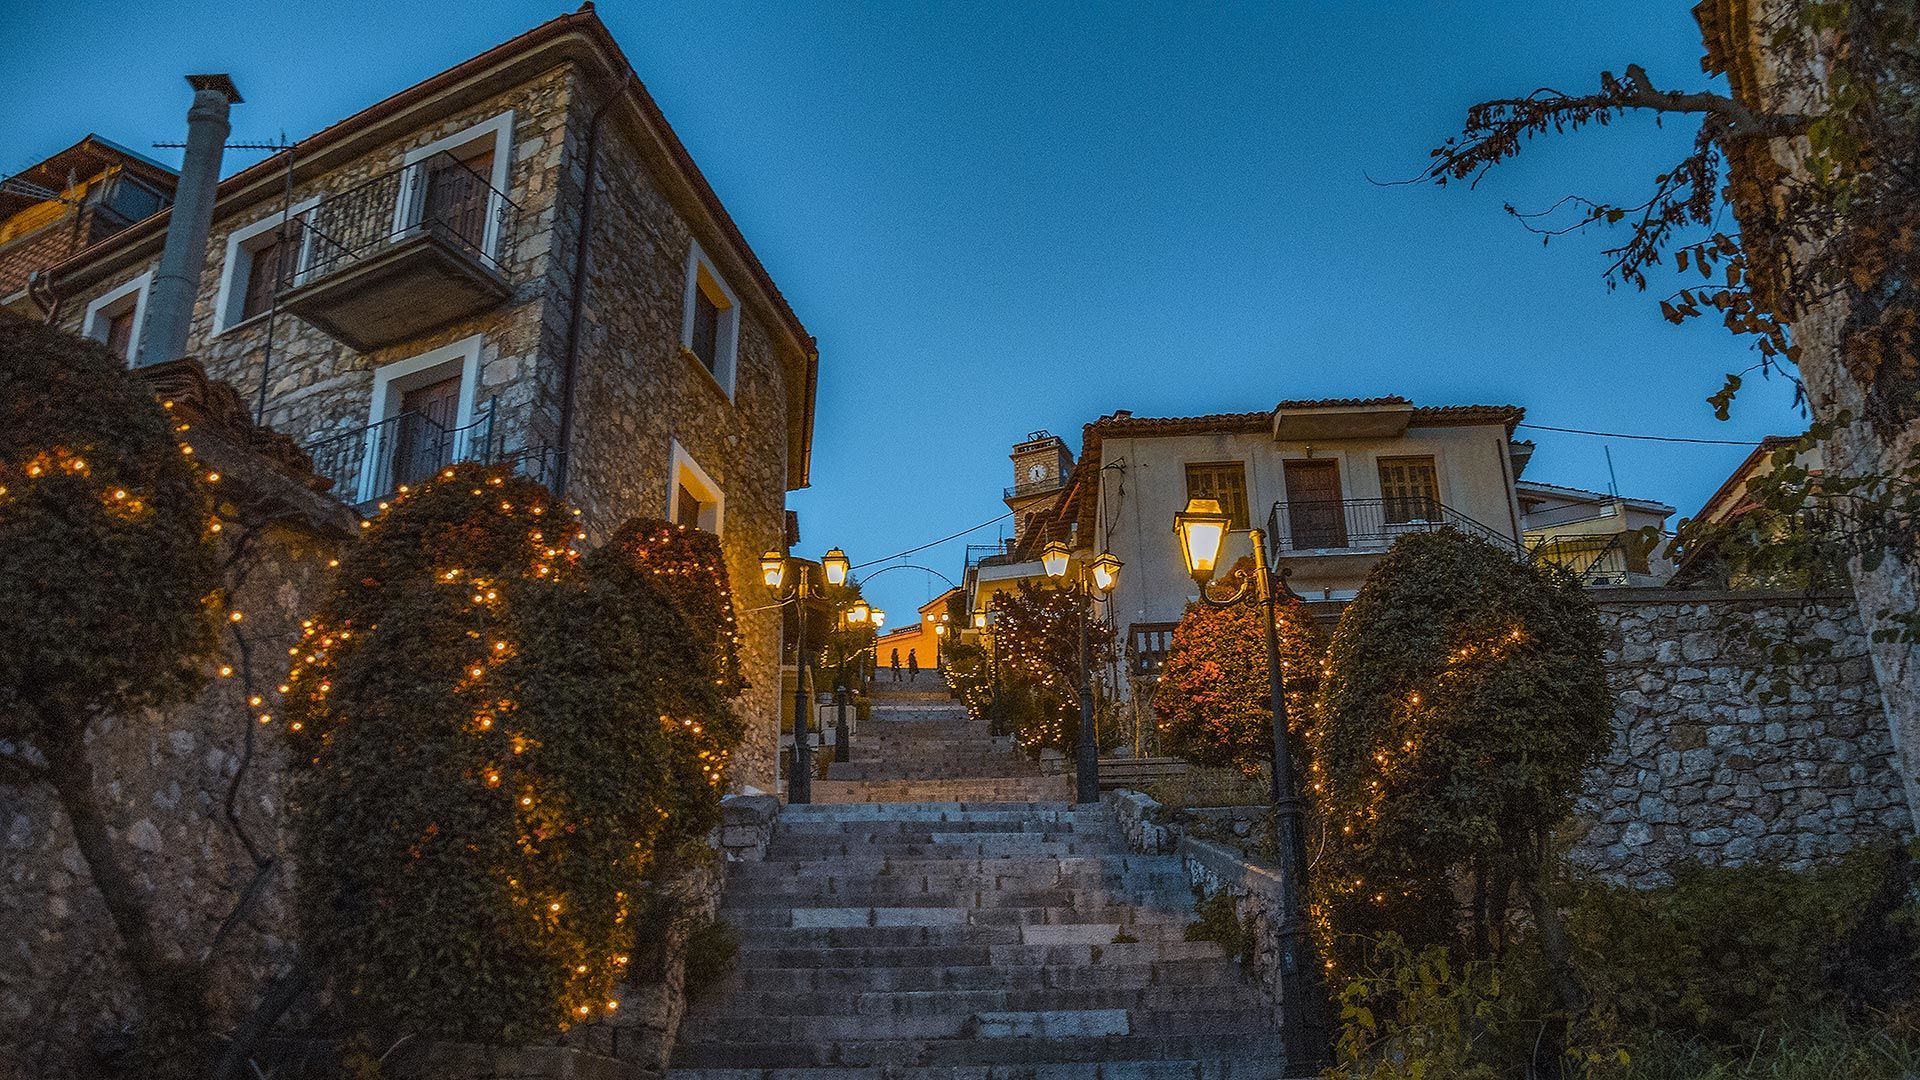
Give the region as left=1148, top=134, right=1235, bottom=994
left=763, top=548, right=844, bottom=805
left=821, top=547, right=850, bottom=587
left=1171, top=496, right=1329, bottom=1068
left=1040, top=540, right=1121, bottom=804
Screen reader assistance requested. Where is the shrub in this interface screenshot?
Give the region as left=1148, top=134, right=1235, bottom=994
left=1311, top=528, right=1612, bottom=990
left=0, top=320, right=221, bottom=1076
left=680, top=919, right=739, bottom=1002
left=287, top=468, right=741, bottom=1044
left=1153, top=571, right=1326, bottom=776
left=1565, top=847, right=1914, bottom=1047
left=1185, top=889, right=1255, bottom=966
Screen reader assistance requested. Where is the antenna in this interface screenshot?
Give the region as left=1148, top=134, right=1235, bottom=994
left=1603, top=445, right=1620, bottom=499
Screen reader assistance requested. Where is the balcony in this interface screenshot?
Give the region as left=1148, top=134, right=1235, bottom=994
left=276, top=152, right=518, bottom=352
left=1529, top=533, right=1638, bottom=586
left=306, top=397, right=559, bottom=509
left=1264, top=498, right=1519, bottom=564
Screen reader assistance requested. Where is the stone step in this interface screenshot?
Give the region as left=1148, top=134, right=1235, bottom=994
left=676, top=1008, right=1270, bottom=1045
left=727, top=922, right=1194, bottom=949
left=732, top=940, right=1231, bottom=969
left=710, top=956, right=1253, bottom=994
left=684, top=984, right=1268, bottom=1020
left=726, top=854, right=1183, bottom=877
left=718, top=883, right=1193, bottom=908
left=668, top=1062, right=1287, bottom=1080
left=670, top=1032, right=1290, bottom=1070
left=726, top=904, right=1192, bottom=930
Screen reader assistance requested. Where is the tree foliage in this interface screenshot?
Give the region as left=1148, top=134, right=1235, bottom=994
left=0, top=318, right=220, bottom=744
left=987, top=581, right=1117, bottom=756
left=0, top=319, right=222, bottom=1077
left=286, top=467, right=742, bottom=1044
left=1309, top=530, right=1612, bottom=982
left=1424, top=1, right=1920, bottom=642
left=1153, top=564, right=1327, bottom=776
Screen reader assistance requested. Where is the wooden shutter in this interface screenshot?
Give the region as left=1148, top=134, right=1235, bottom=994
left=1184, top=462, right=1249, bottom=529
left=1377, top=457, right=1439, bottom=523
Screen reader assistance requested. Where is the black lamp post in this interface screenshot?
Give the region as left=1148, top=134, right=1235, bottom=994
left=1040, top=540, right=1122, bottom=805
left=763, top=547, right=854, bottom=805
left=1171, top=497, right=1330, bottom=1069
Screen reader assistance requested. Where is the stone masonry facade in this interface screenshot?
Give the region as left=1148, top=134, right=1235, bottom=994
left=1570, top=589, right=1909, bottom=885
left=48, top=38, right=804, bottom=793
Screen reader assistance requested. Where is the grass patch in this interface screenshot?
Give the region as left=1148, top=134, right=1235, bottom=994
left=1184, top=889, right=1254, bottom=965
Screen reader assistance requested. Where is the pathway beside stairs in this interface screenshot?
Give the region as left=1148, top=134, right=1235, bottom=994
left=669, top=673, right=1292, bottom=1079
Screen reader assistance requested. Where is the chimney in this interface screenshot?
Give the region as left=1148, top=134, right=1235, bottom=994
left=135, top=73, right=242, bottom=368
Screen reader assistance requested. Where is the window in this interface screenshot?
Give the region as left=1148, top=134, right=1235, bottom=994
left=216, top=200, right=317, bottom=333
left=98, top=176, right=166, bottom=224
left=1185, top=462, right=1250, bottom=529
left=680, top=243, right=740, bottom=395
left=1378, top=456, right=1440, bottom=523
left=82, top=270, right=152, bottom=366
left=669, top=440, right=724, bottom=534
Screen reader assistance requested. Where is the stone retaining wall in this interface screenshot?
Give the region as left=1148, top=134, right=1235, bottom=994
left=1573, top=589, right=1910, bottom=885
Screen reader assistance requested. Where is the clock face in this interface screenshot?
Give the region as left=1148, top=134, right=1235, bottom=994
left=1027, top=463, right=1047, bottom=483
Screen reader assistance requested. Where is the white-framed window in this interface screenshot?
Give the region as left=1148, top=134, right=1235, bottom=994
left=357, top=334, right=485, bottom=502
left=82, top=269, right=153, bottom=367
left=213, top=198, right=319, bottom=334
left=394, top=111, right=515, bottom=263
left=668, top=439, right=724, bottom=535
left=680, top=242, right=740, bottom=396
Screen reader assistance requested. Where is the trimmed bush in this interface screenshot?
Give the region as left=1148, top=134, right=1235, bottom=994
left=287, top=468, right=742, bottom=1043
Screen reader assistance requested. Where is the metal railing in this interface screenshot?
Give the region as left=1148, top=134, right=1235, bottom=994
left=1529, top=533, right=1635, bottom=586
left=277, top=150, right=519, bottom=290
left=1265, top=498, right=1520, bottom=556
left=1003, top=477, right=1063, bottom=500
left=305, top=398, right=561, bottom=508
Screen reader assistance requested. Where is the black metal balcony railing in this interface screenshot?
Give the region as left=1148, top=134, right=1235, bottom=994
left=1529, top=533, right=1635, bottom=586
left=1265, top=498, right=1519, bottom=556
left=305, top=398, right=561, bottom=509
left=277, top=150, right=519, bottom=291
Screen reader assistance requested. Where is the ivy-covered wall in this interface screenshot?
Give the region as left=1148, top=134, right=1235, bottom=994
left=0, top=440, right=347, bottom=1077
left=1571, top=588, right=1911, bottom=886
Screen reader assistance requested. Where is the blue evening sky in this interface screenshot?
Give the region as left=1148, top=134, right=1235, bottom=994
left=1, top=2, right=1803, bottom=620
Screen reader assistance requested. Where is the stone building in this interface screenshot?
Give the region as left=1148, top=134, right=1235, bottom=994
left=24, top=8, right=820, bottom=791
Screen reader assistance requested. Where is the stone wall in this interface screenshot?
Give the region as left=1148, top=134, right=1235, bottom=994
left=0, top=375, right=353, bottom=1080
left=1571, top=588, right=1911, bottom=885
left=544, top=74, right=793, bottom=794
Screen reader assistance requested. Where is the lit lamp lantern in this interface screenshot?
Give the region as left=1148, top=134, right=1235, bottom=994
left=1040, top=540, right=1072, bottom=579
left=821, top=547, right=850, bottom=587
left=872, top=610, right=886, bottom=628
left=1088, top=552, right=1123, bottom=595
left=973, top=610, right=988, bottom=629
left=759, top=550, right=787, bottom=592
left=847, top=599, right=871, bottom=625
left=1173, top=498, right=1231, bottom=585
left=935, top=624, right=947, bottom=638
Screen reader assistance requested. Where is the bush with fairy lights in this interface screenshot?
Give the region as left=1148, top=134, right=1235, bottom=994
left=1309, top=527, right=1610, bottom=1004
left=1153, top=561, right=1327, bottom=777
left=988, top=580, right=1117, bottom=757
left=0, top=319, right=221, bottom=1076
left=583, top=519, right=747, bottom=854
left=286, top=466, right=742, bottom=1043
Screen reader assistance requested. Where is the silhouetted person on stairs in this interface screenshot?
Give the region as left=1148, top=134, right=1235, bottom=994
left=907, top=649, right=920, bottom=682
left=890, top=648, right=901, bottom=682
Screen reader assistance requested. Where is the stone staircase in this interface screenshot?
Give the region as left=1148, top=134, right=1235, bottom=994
left=668, top=674, right=1290, bottom=1078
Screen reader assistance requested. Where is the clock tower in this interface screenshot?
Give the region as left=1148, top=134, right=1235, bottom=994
left=1006, top=431, right=1073, bottom=540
